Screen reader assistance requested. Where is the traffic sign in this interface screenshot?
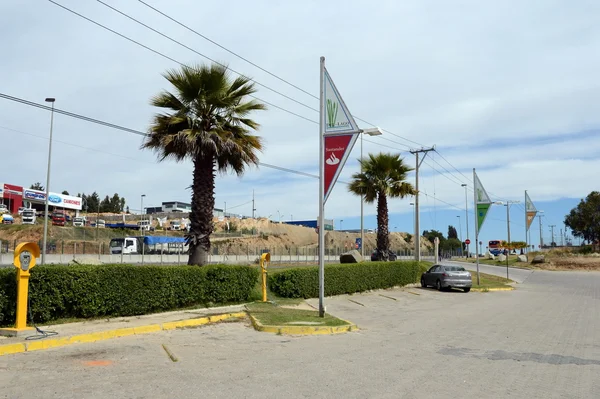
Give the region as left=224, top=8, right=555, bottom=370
left=465, top=239, right=471, bottom=245
left=355, top=238, right=362, bottom=250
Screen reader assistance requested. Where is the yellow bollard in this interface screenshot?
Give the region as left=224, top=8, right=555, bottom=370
left=0, top=242, right=40, bottom=337
left=260, top=253, right=270, bottom=302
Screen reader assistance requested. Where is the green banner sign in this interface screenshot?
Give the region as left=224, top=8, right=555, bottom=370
left=477, top=203, right=491, bottom=231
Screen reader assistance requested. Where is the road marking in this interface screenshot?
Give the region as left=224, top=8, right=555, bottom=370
left=407, top=291, right=421, bottom=296
left=378, top=294, right=398, bottom=301
left=162, top=344, right=179, bottom=362
left=348, top=299, right=365, bottom=307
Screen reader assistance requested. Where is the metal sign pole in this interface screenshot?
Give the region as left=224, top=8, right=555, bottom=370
left=318, top=56, right=326, bottom=317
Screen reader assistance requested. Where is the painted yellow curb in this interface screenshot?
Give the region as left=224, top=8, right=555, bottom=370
left=471, top=286, right=515, bottom=292
left=0, top=312, right=246, bottom=357
left=249, top=314, right=358, bottom=335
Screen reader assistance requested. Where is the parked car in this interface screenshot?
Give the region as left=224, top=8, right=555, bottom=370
left=0, top=204, right=8, bottom=214
left=421, top=265, right=472, bottom=292
left=1, top=214, right=14, bottom=224
left=371, top=249, right=398, bottom=261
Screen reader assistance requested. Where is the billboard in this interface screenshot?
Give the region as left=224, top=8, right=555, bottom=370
left=22, top=189, right=82, bottom=210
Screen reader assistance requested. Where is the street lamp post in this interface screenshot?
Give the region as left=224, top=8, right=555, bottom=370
left=360, top=127, right=383, bottom=259
left=140, top=194, right=146, bottom=229
left=456, top=215, right=463, bottom=256
left=461, top=184, right=469, bottom=258
left=409, top=202, right=415, bottom=254
left=340, top=219, right=343, bottom=231
left=538, top=211, right=544, bottom=248
left=41, top=97, right=56, bottom=266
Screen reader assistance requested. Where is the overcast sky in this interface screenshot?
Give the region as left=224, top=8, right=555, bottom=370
left=1, top=0, right=599, bottom=245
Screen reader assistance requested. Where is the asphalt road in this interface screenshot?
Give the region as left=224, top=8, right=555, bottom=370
left=1, top=269, right=599, bottom=398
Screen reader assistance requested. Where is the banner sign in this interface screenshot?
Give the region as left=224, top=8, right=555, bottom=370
left=474, top=171, right=492, bottom=231
left=323, top=68, right=359, bottom=136
left=324, top=134, right=358, bottom=202
left=525, top=191, right=537, bottom=231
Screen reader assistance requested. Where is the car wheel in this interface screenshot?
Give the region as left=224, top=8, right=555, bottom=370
left=463, top=288, right=471, bottom=293
left=421, top=278, right=426, bottom=288
left=436, top=280, right=442, bottom=291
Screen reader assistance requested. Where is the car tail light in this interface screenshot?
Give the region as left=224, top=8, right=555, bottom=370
left=442, top=273, right=448, bottom=277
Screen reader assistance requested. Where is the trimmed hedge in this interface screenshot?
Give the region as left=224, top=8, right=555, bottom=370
left=0, top=264, right=259, bottom=326
left=269, top=261, right=431, bottom=299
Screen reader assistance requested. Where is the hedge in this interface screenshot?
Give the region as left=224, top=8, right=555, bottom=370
left=269, top=261, right=431, bottom=299
left=0, top=264, right=259, bottom=326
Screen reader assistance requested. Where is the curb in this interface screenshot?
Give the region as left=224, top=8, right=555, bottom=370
left=0, top=312, right=246, bottom=357
left=249, top=314, right=358, bottom=335
left=471, top=287, right=515, bottom=292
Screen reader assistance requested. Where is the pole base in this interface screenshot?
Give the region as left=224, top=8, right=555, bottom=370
left=0, top=327, right=35, bottom=337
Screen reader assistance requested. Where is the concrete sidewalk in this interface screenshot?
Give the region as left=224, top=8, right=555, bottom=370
left=0, top=304, right=248, bottom=356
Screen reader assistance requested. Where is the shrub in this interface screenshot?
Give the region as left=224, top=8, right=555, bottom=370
left=0, top=264, right=258, bottom=326
left=269, top=261, right=431, bottom=298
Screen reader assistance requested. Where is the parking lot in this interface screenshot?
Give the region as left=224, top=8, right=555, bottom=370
left=1, top=266, right=599, bottom=398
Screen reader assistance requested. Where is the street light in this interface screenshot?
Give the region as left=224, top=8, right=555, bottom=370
left=538, top=210, right=544, bottom=248
left=409, top=202, right=415, bottom=250
left=41, top=97, right=56, bottom=266
left=461, top=184, right=469, bottom=258
left=360, top=127, right=383, bottom=258
left=456, top=215, right=463, bottom=255
left=140, top=194, right=146, bottom=225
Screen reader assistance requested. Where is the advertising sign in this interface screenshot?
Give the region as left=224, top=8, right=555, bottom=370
left=324, top=134, right=358, bottom=202
left=22, top=189, right=82, bottom=210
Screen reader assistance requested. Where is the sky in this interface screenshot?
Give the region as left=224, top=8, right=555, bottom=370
left=1, top=0, right=598, bottom=248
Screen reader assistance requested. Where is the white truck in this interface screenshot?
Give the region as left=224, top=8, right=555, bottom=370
left=137, top=220, right=154, bottom=232
left=169, top=219, right=181, bottom=231
left=21, top=209, right=37, bottom=225
left=109, top=236, right=188, bottom=255
left=73, top=216, right=85, bottom=227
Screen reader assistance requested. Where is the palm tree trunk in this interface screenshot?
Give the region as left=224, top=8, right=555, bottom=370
left=187, top=155, right=215, bottom=265
left=376, top=192, right=390, bottom=260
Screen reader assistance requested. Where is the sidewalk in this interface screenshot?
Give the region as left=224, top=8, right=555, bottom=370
left=0, top=304, right=248, bottom=356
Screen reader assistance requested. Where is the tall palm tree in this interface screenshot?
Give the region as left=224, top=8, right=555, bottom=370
left=142, top=63, right=266, bottom=265
left=348, top=153, right=415, bottom=260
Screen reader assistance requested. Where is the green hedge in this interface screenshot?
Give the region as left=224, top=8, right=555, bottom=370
left=269, top=261, right=431, bottom=299
left=0, top=264, right=259, bottom=326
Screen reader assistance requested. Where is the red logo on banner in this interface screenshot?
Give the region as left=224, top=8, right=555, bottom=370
left=324, top=134, right=356, bottom=202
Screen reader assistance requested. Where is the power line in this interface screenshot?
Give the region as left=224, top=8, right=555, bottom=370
left=82, top=0, right=427, bottom=150
left=136, top=0, right=318, bottom=100
left=47, top=0, right=317, bottom=125
left=95, top=0, right=318, bottom=113
left=434, top=149, right=470, bottom=182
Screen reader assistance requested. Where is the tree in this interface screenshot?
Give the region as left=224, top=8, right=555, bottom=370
left=448, top=225, right=458, bottom=240
left=142, top=63, right=265, bottom=265
left=99, top=195, right=111, bottom=213
left=30, top=182, right=44, bottom=191
left=119, top=198, right=126, bottom=213
left=423, top=229, right=445, bottom=245
left=565, top=191, right=600, bottom=245
left=348, top=153, right=415, bottom=260
left=84, top=192, right=100, bottom=213
left=62, top=190, right=69, bottom=195
left=109, top=194, right=121, bottom=213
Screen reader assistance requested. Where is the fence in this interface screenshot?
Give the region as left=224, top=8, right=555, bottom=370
left=0, top=238, right=436, bottom=265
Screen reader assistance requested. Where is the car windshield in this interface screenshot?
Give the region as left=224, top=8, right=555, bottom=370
left=444, top=266, right=466, bottom=271
left=110, top=239, right=124, bottom=247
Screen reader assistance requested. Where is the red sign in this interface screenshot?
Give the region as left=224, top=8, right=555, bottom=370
left=465, top=239, right=471, bottom=245
left=324, top=134, right=357, bottom=202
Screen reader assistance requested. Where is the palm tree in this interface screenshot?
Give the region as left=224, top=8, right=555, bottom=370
left=142, top=63, right=266, bottom=265
left=348, top=153, right=415, bottom=260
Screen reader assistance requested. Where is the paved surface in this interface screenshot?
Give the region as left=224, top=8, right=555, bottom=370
left=1, top=270, right=599, bottom=398
left=448, top=259, right=535, bottom=283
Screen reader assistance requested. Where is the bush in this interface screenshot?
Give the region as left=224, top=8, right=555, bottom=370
left=269, top=261, right=431, bottom=299
left=0, top=264, right=258, bottom=326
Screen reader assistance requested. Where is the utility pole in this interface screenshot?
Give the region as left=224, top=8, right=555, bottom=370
left=538, top=212, right=544, bottom=248
left=503, top=200, right=520, bottom=244
left=461, top=184, right=469, bottom=258
left=410, top=147, right=435, bottom=261
left=549, top=225, right=556, bottom=246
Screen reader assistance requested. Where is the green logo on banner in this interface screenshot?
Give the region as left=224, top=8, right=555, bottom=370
left=477, top=203, right=491, bottom=231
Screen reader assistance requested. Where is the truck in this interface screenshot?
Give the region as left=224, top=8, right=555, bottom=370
left=109, top=236, right=188, bottom=255
left=51, top=211, right=66, bottom=226
left=169, top=219, right=181, bottom=231
left=73, top=216, right=85, bottom=227
left=21, top=209, right=37, bottom=225
left=137, top=220, right=154, bottom=232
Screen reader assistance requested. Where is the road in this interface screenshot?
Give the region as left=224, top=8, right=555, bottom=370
left=1, top=269, right=599, bottom=398
left=448, top=259, right=534, bottom=283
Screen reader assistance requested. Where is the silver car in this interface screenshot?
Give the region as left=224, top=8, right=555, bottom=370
left=421, top=265, right=472, bottom=292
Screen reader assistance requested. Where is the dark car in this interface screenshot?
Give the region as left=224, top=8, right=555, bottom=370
left=421, top=264, right=472, bottom=292
left=371, top=249, right=398, bottom=261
